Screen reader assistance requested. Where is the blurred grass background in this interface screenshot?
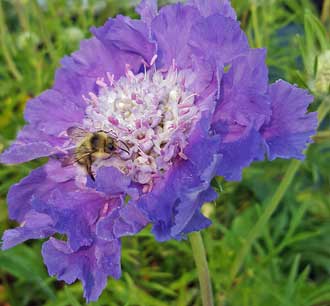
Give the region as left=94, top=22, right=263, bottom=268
left=0, top=0, right=330, bottom=305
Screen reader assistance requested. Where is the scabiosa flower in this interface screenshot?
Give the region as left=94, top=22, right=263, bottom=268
left=0, top=0, right=317, bottom=302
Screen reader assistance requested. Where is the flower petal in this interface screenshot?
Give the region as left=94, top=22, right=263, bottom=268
left=33, top=189, right=107, bottom=251
left=261, top=80, right=317, bottom=160
left=216, top=126, right=265, bottom=181
left=213, top=49, right=270, bottom=131
left=211, top=49, right=271, bottom=180
left=1, top=161, right=76, bottom=250
left=90, top=166, right=139, bottom=199
left=0, top=141, right=54, bottom=164
left=187, top=0, right=237, bottom=19
left=42, top=237, right=121, bottom=303
left=136, top=0, right=158, bottom=26
left=5, top=161, right=75, bottom=223
left=59, top=37, right=120, bottom=78
left=6, top=166, right=50, bottom=222
left=171, top=186, right=216, bottom=238
left=213, top=49, right=271, bottom=129
left=2, top=211, right=54, bottom=250
left=151, top=4, right=201, bottom=69
left=189, top=13, right=249, bottom=65
left=53, top=38, right=108, bottom=106
left=54, top=30, right=153, bottom=104
left=97, top=203, right=148, bottom=240
left=0, top=125, right=63, bottom=164
left=91, top=16, right=156, bottom=67
left=24, top=89, right=85, bottom=136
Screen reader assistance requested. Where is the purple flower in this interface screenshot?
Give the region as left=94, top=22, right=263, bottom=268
left=1, top=0, right=317, bottom=302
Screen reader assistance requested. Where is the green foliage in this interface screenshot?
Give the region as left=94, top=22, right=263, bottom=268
left=0, top=0, right=329, bottom=305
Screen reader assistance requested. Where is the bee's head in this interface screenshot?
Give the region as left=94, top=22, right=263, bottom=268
left=105, top=136, right=115, bottom=153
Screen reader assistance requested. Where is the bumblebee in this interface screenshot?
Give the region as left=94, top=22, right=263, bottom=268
left=65, top=127, right=129, bottom=181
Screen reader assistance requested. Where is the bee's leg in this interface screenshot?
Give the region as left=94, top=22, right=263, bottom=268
left=119, top=140, right=130, bottom=153
left=90, top=172, right=96, bottom=181
left=86, top=156, right=95, bottom=181
left=103, top=153, right=113, bottom=160
left=114, top=140, right=130, bottom=154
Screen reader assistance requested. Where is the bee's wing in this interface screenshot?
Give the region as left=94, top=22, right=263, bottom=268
left=59, top=150, right=91, bottom=167
left=67, top=126, right=90, bottom=143
left=59, top=155, right=76, bottom=167
left=54, top=147, right=76, bottom=167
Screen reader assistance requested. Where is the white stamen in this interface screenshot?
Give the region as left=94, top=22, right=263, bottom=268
left=150, top=54, right=158, bottom=66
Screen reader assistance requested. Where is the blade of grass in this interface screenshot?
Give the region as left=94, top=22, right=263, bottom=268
left=0, top=1, right=22, bottom=81
left=321, top=0, right=330, bottom=23
left=251, top=2, right=262, bottom=48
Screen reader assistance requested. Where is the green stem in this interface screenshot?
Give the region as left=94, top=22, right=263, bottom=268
left=189, top=232, right=214, bottom=306
left=228, top=98, right=330, bottom=286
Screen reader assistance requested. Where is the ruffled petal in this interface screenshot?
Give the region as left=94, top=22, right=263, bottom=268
left=211, top=49, right=271, bottom=180
left=90, top=166, right=139, bottom=199
left=97, top=203, right=148, bottom=240
left=171, top=186, right=217, bottom=238
left=42, top=237, right=121, bottom=303
left=24, top=89, right=85, bottom=136
left=215, top=126, right=265, bottom=181
left=181, top=209, right=212, bottom=235
left=33, top=189, right=107, bottom=251
left=0, top=125, right=64, bottom=164
left=184, top=115, right=222, bottom=179
left=53, top=38, right=108, bottom=108
left=261, top=80, right=317, bottom=160
left=53, top=37, right=117, bottom=111
left=1, top=161, right=75, bottom=250
left=54, top=27, right=154, bottom=105
left=0, top=141, right=54, bottom=164
left=136, top=0, right=158, bottom=26
left=189, top=13, right=249, bottom=65
left=151, top=4, right=201, bottom=69
left=5, top=161, right=75, bottom=223
left=213, top=49, right=270, bottom=131
left=2, top=211, right=54, bottom=250
left=91, top=16, right=156, bottom=67
left=187, top=0, right=237, bottom=19
left=58, top=37, right=121, bottom=79
left=185, top=55, right=220, bottom=100
left=6, top=166, right=48, bottom=222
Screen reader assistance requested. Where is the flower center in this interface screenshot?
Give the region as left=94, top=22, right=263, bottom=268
left=82, top=64, right=199, bottom=189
